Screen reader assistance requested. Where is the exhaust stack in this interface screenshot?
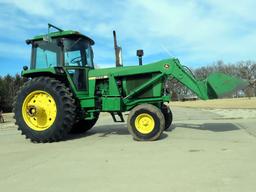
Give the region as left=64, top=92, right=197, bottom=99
left=113, top=30, right=123, bottom=67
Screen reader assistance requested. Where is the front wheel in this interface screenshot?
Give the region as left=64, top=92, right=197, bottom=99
left=162, top=104, right=173, bottom=130
left=127, top=104, right=165, bottom=141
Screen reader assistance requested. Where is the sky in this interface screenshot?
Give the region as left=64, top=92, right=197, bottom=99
left=0, top=0, right=256, bottom=76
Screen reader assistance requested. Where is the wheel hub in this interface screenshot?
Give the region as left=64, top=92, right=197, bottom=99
left=22, top=91, right=57, bottom=131
left=135, top=113, right=155, bottom=134
left=27, top=106, right=37, bottom=117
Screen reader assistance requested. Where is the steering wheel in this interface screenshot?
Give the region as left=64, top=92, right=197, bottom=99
left=70, top=56, right=82, bottom=66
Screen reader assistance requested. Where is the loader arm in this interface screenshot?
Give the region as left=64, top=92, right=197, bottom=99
left=163, top=59, right=248, bottom=100
left=164, top=59, right=208, bottom=100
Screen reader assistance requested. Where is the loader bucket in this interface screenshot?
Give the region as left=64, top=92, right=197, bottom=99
left=206, top=73, right=248, bottom=99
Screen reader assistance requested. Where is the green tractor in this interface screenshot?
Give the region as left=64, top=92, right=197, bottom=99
left=14, top=24, right=247, bottom=142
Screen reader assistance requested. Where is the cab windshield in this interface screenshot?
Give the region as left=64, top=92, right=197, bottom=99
left=63, top=38, right=94, bottom=68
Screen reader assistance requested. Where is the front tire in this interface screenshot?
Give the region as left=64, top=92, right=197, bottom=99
left=162, top=104, right=173, bottom=130
left=127, top=104, right=165, bottom=141
left=13, top=77, right=76, bottom=143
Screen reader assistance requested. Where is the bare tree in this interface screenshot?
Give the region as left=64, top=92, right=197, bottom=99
left=0, top=110, right=4, bottom=123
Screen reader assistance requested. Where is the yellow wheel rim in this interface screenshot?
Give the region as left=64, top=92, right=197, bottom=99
left=22, top=90, right=57, bottom=131
left=135, top=113, right=155, bottom=134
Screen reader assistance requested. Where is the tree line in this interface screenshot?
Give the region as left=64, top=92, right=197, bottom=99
left=0, top=60, right=255, bottom=112
left=0, top=75, right=27, bottom=113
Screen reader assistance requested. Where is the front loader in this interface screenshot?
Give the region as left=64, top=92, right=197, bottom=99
left=13, top=24, right=248, bottom=142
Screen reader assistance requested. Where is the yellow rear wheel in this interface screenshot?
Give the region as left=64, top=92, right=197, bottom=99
left=22, top=91, right=57, bottom=131
left=14, top=77, right=76, bottom=143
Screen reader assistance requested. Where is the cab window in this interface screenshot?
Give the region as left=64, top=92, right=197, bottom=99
left=31, top=40, right=61, bottom=69
left=36, top=48, right=57, bottom=68
left=63, top=38, right=94, bottom=68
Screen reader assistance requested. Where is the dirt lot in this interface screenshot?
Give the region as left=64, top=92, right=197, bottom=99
left=171, top=97, right=256, bottom=109
left=0, top=104, right=256, bottom=192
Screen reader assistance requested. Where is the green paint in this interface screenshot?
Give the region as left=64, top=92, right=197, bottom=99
left=102, top=97, right=122, bottom=111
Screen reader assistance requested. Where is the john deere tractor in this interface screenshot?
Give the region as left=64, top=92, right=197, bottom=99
left=14, top=24, right=247, bottom=142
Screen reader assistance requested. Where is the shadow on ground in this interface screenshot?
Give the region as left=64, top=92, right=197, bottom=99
left=67, top=123, right=168, bottom=141
left=166, top=123, right=240, bottom=132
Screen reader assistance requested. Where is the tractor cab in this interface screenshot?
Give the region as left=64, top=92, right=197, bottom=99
left=25, top=24, right=95, bottom=92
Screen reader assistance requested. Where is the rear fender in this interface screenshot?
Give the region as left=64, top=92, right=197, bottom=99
left=21, top=67, right=64, bottom=78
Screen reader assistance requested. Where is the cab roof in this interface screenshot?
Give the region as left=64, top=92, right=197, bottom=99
left=27, top=30, right=95, bottom=45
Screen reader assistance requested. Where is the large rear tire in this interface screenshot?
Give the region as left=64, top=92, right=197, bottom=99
left=127, top=104, right=165, bottom=141
left=13, top=77, right=76, bottom=143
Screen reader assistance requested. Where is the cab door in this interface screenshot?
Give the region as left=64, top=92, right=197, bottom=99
left=63, top=38, right=95, bottom=95
left=66, top=67, right=88, bottom=92
left=64, top=48, right=89, bottom=93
